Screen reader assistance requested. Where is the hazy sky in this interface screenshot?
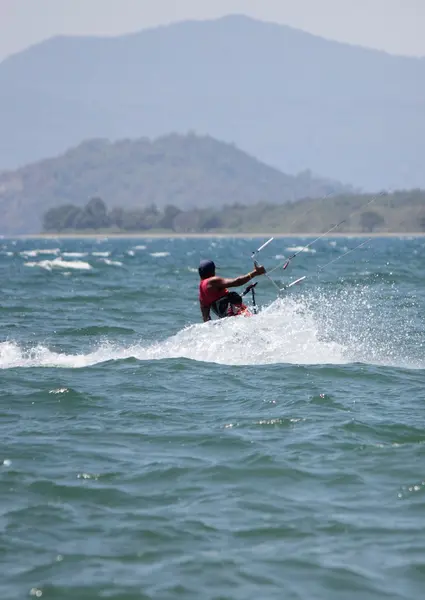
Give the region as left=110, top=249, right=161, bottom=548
left=1, top=0, right=424, bottom=62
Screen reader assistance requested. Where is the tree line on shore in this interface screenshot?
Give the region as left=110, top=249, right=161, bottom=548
left=42, top=190, right=425, bottom=234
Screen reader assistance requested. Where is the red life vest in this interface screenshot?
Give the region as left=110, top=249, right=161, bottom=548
left=199, top=278, right=228, bottom=307
left=199, top=278, right=251, bottom=318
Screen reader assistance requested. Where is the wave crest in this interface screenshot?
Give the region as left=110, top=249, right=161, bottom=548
left=1, top=284, right=422, bottom=370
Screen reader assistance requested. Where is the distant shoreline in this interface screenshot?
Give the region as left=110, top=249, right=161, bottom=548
left=6, top=232, right=425, bottom=240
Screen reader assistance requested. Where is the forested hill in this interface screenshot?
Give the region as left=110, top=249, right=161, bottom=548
left=1, top=15, right=424, bottom=189
left=0, top=134, right=352, bottom=235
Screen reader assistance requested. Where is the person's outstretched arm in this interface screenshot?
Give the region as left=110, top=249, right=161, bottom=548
left=208, top=265, right=266, bottom=291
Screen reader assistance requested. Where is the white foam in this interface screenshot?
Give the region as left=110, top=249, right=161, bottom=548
left=99, top=258, right=123, bottom=267
left=133, top=245, right=147, bottom=250
left=92, top=251, right=110, bottom=257
left=0, top=299, right=347, bottom=369
left=286, top=246, right=316, bottom=254
left=150, top=252, right=170, bottom=258
left=24, top=261, right=52, bottom=271
left=148, top=298, right=346, bottom=366
left=24, top=258, right=92, bottom=271
left=0, top=340, right=127, bottom=369
left=20, top=248, right=60, bottom=258
left=62, top=252, right=88, bottom=258
left=1, top=287, right=421, bottom=370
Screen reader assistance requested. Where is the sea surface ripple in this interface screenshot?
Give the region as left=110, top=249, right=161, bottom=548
left=1, top=236, right=424, bottom=599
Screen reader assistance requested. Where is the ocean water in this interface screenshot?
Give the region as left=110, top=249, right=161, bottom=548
left=1, top=235, right=424, bottom=600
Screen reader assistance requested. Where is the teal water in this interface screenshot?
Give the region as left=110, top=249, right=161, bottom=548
left=1, top=236, right=424, bottom=600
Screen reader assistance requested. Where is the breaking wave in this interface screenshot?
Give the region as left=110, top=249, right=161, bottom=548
left=1, top=285, right=422, bottom=370
left=24, top=258, right=92, bottom=270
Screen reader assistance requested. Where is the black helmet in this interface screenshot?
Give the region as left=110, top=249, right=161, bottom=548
left=198, top=259, right=215, bottom=278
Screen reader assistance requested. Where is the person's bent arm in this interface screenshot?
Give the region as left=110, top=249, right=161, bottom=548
left=210, top=265, right=266, bottom=291
left=200, top=302, right=211, bottom=322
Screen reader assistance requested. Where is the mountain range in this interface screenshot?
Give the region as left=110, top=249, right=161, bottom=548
left=1, top=14, right=424, bottom=190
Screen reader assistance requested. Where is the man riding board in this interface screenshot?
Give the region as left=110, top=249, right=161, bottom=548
left=198, top=259, right=266, bottom=322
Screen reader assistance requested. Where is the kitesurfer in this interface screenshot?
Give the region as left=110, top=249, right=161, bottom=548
left=198, top=259, right=266, bottom=322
